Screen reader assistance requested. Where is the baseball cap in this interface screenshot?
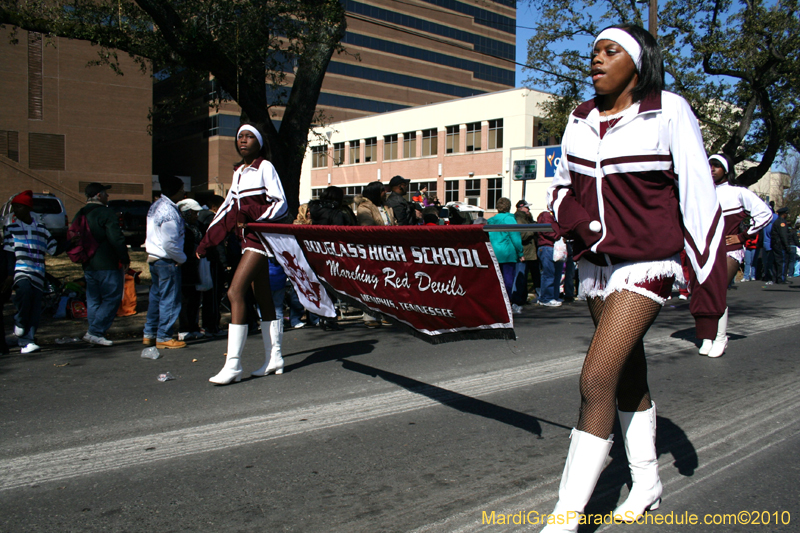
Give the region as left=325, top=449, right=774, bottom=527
left=516, top=199, right=531, bottom=209
left=389, top=175, right=410, bottom=188
left=11, top=190, right=34, bottom=208
left=85, top=183, right=112, bottom=198
left=177, top=199, right=203, bottom=212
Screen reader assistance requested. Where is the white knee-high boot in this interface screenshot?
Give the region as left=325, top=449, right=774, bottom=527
left=252, top=320, right=284, bottom=376
left=541, top=429, right=614, bottom=532
left=209, top=324, right=247, bottom=384
left=613, top=402, right=662, bottom=522
left=698, top=339, right=713, bottom=355
left=707, top=307, right=728, bottom=358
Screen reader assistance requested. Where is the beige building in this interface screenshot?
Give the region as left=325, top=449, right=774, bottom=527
left=0, top=29, right=153, bottom=218
left=744, top=168, right=791, bottom=208
left=303, top=87, right=563, bottom=216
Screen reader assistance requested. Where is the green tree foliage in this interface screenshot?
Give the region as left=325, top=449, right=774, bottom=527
left=524, top=0, right=799, bottom=187
left=0, top=0, right=348, bottom=212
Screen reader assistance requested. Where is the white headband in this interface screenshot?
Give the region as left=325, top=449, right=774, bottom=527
left=709, top=154, right=729, bottom=174
left=594, top=28, right=642, bottom=71
left=237, top=125, right=263, bottom=149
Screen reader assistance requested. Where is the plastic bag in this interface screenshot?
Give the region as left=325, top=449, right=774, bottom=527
left=196, top=258, right=213, bottom=292
left=117, top=274, right=137, bottom=317
left=157, top=372, right=175, bottom=382
left=53, top=296, right=70, bottom=319
left=553, top=238, right=568, bottom=262
left=68, top=299, right=87, bottom=319
left=141, top=347, right=162, bottom=359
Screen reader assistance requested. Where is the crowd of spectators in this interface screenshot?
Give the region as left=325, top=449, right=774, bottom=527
left=2, top=179, right=796, bottom=352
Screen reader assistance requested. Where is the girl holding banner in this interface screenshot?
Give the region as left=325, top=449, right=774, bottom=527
left=197, top=123, right=289, bottom=385
left=542, top=25, right=726, bottom=531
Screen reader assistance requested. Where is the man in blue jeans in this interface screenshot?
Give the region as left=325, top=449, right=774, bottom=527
left=536, top=208, right=563, bottom=307
left=762, top=205, right=778, bottom=284
left=73, top=183, right=130, bottom=346
left=143, top=175, right=187, bottom=349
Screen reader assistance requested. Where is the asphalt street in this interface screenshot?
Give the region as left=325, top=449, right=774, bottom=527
left=1, top=280, right=798, bottom=532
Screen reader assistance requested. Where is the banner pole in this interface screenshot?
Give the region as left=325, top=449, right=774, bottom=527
left=481, top=224, right=555, bottom=233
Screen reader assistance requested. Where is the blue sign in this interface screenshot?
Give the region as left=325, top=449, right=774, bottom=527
left=545, top=147, right=562, bottom=178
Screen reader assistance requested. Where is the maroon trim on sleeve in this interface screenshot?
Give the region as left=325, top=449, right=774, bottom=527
left=683, top=207, right=722, bottom=269
left=689, top=232, right=728, bottom=338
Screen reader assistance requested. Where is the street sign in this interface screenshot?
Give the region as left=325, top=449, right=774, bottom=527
left=513, top=159, right=537, bottom=181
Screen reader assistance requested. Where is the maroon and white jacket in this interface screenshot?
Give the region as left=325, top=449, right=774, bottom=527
left=548, top=91, right=727, bottom=337
left=197, top=158, right=287, bottom=256
left=716, top=182, right=772, bottom=252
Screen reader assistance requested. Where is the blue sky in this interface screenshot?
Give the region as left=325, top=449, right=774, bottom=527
left=514, top=3, right=539, bottom=87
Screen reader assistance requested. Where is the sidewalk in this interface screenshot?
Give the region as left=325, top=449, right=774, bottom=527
left=4, top=283, right=368, bottom=348
left=3, top=284, right=153, bottom=347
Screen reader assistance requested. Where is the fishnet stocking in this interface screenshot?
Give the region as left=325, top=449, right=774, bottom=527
left=577, top=290, right=661, bottom=438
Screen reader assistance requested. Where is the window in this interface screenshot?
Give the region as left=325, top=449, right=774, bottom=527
left=333, top=142, right=345, bottom=166
left=487, top=178, right=502, bottom=209
left=384, top=134, right=398, bottom=161
left=465, top=122, right=481, bottom=152
left=29, top=133, right=65, bottom=170
left=403, top=131, right=416, bottom=158
left=488, top=119, right=503, bottom=149
left=446, top=125, right=460, bottom=154
left=422, top=128, right=437, bottom=156
left=349, top=140, right=360, bottom=164
left=364, top=137, right=377, bottom=162
left=412, top=181, right=437, bottom=203
left=311, top=188, right=323, bottom=199
left=0, top=130, right=20, bottom=162
left=206, top=114, right=241, bottom=137
left=445, top=180, right=459, bottom=203
left=311, top=145, right=327, bottom=168
left=344, top=185, right=363, bottom=196
left=465, top=179, right=480, bottom=198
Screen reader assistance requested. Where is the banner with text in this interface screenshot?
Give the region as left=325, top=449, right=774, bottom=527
left=250, top=224, right=514, bottom=344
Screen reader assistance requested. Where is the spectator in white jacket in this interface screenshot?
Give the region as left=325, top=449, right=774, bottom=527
left=143, top=175, right=188, bottom=349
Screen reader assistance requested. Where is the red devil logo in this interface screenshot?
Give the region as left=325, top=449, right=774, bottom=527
left=280, top=251, right=322, bottom=307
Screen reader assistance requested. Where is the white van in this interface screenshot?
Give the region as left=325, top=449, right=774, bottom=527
left=1, top=193, right=69, bottom=244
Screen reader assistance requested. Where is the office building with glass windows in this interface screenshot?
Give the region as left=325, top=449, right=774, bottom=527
left=303, top=88, right=566, bottom=217
left=153, top=0, right=518, bottom=194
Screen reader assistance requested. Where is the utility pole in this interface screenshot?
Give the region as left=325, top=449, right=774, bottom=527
left=649, top=0, right=658, bottom=37
left=638, top=0, right=658, bottom=37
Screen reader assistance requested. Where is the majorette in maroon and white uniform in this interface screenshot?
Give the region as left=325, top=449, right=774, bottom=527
left=197, top=157, right=288, bottom=257
left=548, top=90, right=728, bottom=338
left=712, top=177, right=772, bottom=263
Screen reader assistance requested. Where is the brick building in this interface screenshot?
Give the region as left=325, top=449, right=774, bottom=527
left=0, top=29, right=153, bottom=218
